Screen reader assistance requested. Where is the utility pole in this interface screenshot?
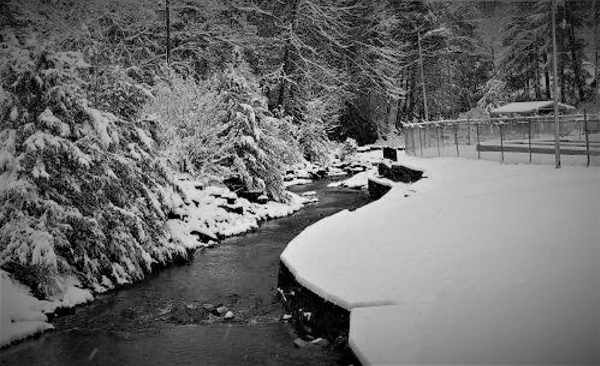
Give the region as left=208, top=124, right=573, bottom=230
left=552, top=0, right=561, bottom=168
left=166, top=0, right=171, bottom=65
left=417, top=30, right=429, bottom=121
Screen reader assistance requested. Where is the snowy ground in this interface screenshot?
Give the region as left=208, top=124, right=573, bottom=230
left=281, top=152, right=600, bottom=365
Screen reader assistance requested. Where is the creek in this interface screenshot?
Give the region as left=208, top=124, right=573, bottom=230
left=0, top=179, right=371, bottom=365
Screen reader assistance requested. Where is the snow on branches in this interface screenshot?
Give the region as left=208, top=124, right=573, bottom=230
left=147, top=48, right=303, bottom=201
left=0, top=33, right=188, bottom=298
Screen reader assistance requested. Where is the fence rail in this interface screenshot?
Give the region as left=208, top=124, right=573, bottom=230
left=403, top=113, right=600, bottom=167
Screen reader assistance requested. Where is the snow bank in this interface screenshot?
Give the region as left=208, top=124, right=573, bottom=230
left=327, top=169, right=377, bottom=189
left=0, top=271, right=92, bottom=348
left=173, top=180, right=309, bottom=245
left=281, top=153, right=600, bottom=365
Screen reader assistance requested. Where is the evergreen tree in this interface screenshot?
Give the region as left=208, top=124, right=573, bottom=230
left=0, top=32, right=188, bottom=297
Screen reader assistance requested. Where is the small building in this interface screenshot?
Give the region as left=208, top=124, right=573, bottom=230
left=489, top=101, right=575, bottom=117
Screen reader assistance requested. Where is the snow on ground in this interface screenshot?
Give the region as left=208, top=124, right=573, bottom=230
left=0, top=271, right=92, bottom=348
left=281, top=153, right=600, bottom=365
left=327, top=169, right=376, bottom=189
left=174, top=179, right=310, bottom=244
left=283, top=178, right=313, bottom=187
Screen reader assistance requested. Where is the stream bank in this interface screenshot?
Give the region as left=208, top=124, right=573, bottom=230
left=0, top=178, right=372, bottom=365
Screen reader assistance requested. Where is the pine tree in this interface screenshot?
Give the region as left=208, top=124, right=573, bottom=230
left=0, top=33, right=188, bottom=298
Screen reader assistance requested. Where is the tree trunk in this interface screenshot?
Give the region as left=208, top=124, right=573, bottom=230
left=544, top=53, right=552, bottom=99
left=535, top=56, right=542, bottom=100
left=386, top=98, right=400, bottom=134
left=278, top=0, right=301, bottom=111
left=566, top=3, right=585, bottom=103
left=558, top=5, right=566, bottom=103
left=594, top=2, right=599, bottom=101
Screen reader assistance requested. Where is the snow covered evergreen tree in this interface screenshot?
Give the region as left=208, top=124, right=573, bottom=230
left=0, top=32, right=189, bottom=298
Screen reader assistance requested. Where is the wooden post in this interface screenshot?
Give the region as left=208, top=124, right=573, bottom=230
left=500, top=122, right=505, bottom=163
left=411, top=127, right=416, bottom=155
left=409, top=126, right=416, bottom=156
left=454, top=123, right=459, bottom=157
left=528, top=120, right=532, bottom=163
left=436, top=124, right=441, bottom=157
left=467, top=118, right=471, bottom=145
left=584, top=110, right=590, bottom=167
left=476, top=122, right=480, bottom=159
left=419, top=126, right=424, bottom=157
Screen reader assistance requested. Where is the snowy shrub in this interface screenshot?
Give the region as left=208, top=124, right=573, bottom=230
left=296, top=96, right=334, bottom=163
left=211, top=49, right=303, bottom=200
left=92, top=65, right=153, bottom=120
left=144, top=71, right=233, bottom=175
left=477, top=78, right=508, bottom=112
left=149, top=48, right=302, bottom=201
left=340, top=137, right=358, bottom=161
left=0, top=33, right=186, bottom=298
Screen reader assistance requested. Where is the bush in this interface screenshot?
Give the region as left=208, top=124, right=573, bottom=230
left=147, top=48, right=303, bottom=201
left=0, top=32, right=186, bottom=298
left=297, top=96, right=335, bottom=163
left=339, top=138, right=358, bottom=161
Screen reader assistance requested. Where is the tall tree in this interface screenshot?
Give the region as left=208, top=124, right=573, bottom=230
left=499, top=0, right=591, bottom=105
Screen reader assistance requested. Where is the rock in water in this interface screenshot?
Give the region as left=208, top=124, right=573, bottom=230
left=224, top=311, right=235, bottom=320
left=293, top=338, right=310, bottom=348
left=311, top=337, right=330, bottom=347
left=213, top=305, right=228, bottom=316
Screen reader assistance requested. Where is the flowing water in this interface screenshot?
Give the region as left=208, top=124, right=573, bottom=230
left=1, top=179, right=371, bottom=365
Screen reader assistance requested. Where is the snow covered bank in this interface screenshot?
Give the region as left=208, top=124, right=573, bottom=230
left=171, top=179, right=312, bottom=248
left=0, top=270, right=92, bottom=347
left=281, top=154, right=600, bottom=365
left=0, top=177, right=314, bottom=349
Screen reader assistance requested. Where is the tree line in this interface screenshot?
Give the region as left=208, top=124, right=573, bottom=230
left=3, top=0, right=597, bottom=140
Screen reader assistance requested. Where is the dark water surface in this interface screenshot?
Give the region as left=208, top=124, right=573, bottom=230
left=1, top=179, right=371, bottom=365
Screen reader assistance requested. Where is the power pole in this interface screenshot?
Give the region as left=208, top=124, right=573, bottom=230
left=417, top=30, right=429, bottom=121
left=552, top=0, right=561, bottom=168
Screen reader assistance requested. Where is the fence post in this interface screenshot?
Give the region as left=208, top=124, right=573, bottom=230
left=528, top=120, right=532, bottom=163
left=584, top=110, right=590, bottom=167
left=499, top=122, right=505, bottom=163
left=436, top=124, right=441, bottom=156
left=419, top=126, right=424, bottom=157
left=467, top=118, right=471, bottom=145
left=476, top=121, right=480, bottom=159
left=411, top=126, right=416, bottom=155
left=454, top=123, right=459, bottom=157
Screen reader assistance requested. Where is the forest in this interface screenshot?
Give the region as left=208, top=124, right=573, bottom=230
left=0, top=0, right=599, bottom=299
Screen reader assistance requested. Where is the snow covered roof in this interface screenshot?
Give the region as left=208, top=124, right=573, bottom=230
left=489, top=101, right=575, bottom=116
